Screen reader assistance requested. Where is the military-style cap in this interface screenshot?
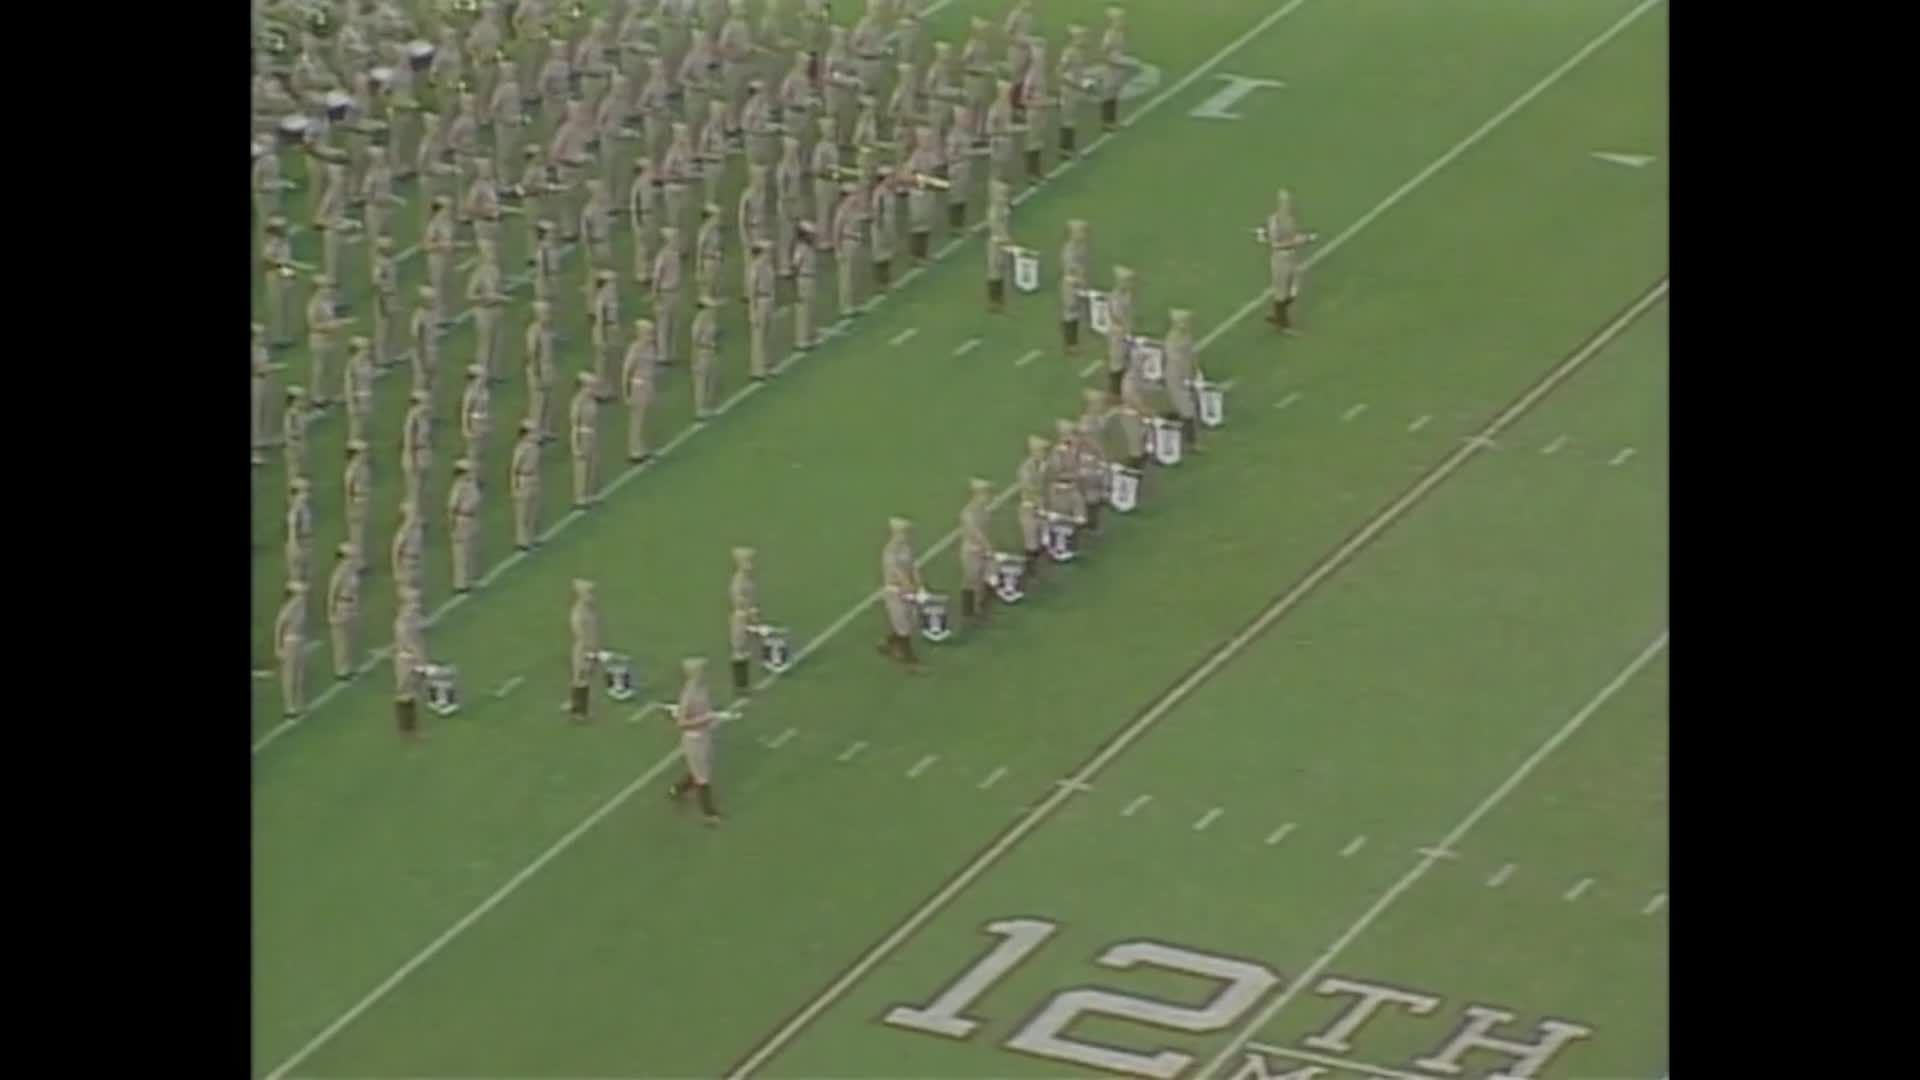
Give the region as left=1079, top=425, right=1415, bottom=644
left=465, top=363, right=485, bottom=378
left=336, top=542, right=355, bottom=559
left=1084, top=387, right=1109, bottom=406
left=287, top=384, right=307, bottom=399
left=532, top=299, right=553, bottom=315
left=969, top=477, right=992, bottom=494
left=267, top=215, right=289, bottom=230
left=454, top=458, right=473, bottom=472
left=537, top=218, right=556, bottom=233
left=252, top=322, right=266, bottom=336
left=576, top=371, right=596, bottom=385
left=290, top=476, right=312, bottom=493
left=376, top=235, right=395, bottom=250
left=1028, top=434, right=1049, bottom=453
left=634, top=316, right=653, bottom=329
left=520, top=419, right=538, bottom=434
left=409, top=389, right=430, bottom=405
left=888, top=516, right=911, bottom=532
left=1055, top=418, right=1076, bottom=435
left=596, top=269, right=616, bottom=283
left=288, top=580, right=309, bottom=593
left=750, top=239, right=770, bottom=253
left=797, top=220, right=817, bottom=234
left=702, top=202, right=720, bottom=217
left=697, top=295, right=718, bottom=309
left=682, top=656, right=706, bottom=674
left=1171, top=308, right=1193, bottom=325
left=417, top=285, right=436, bottom=299
left=733, top=546, right=755, bottom=563
left=524, top=144, right=542, bottom=157
left=314, top=274, right=335, bottom=287
left=346, top=438, right=369, bottom=453
left=573, top=578, right=595, bottom=593
left=1115, top=265, right=1135, bottom=283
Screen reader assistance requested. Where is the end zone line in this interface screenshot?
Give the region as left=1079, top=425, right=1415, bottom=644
left=1197, top=630, right=1669, bottom=1077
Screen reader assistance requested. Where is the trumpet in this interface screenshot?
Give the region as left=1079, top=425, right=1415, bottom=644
left=910, top=172, right=951, bottom=191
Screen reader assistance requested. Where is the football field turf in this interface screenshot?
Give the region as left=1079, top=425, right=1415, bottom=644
left=252, top=1, right=1669, bottom=1077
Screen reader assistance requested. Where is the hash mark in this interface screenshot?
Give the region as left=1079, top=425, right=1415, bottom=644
left=837, top=740, right=869, bottom=763
left=492, top=676, right=525, bottom=698
left=1564, top=877, right=1594, bottom=901
left=977, top=766, right=1008, bottom=790
left=889, top=327, right=919, bottom=346
left=1193, top=807, right=1224, bottom=831
left=1342, top=403, right=1368, bottom=423
left=1274, top=391, right=1301, bottom=410
left=1265, top=823, right=1297, bottom=845
left=1407, top=414, right=1432, bottom=432
left=1542, top=435, right=1569, bottom=455
left=1122, top=795, right=1152, bottom=817
left=1341, top=835, right=1367, bottom=857
left=1056, top=778, right=1094, bottom=794
left=907, top=754, right=939, bottom=779
left=766, top=727, right=798, bottom=749
left=1487, top=863, right=1516, bottom=887
left=1015, top=348, right=1044, bottom=367
left=953, top=337, right=982, bottom=357
left=1610, top=447, right=1637, bottom=466
left=1643, top=891, right=1667, bottom=915
left=1079, top=358, right=1103, bottom=377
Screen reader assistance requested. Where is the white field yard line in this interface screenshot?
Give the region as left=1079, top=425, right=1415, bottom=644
left=1196, top=630, right=1670, bottom=1077
left=730, top=269, right=1667, bottom=1076
left=254, top=0, right=1279, bottom=753
left=253, top=6, right=1348, bottom=1069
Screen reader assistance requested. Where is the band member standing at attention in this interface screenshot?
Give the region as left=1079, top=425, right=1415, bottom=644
left=668, top=657, right=724, bottom=825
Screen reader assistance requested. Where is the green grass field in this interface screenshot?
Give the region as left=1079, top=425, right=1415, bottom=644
left=252, top=1, right=1669, bottom=1077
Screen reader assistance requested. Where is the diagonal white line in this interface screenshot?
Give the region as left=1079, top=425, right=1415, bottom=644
left=1198, top=630, right=1669, bottom=1076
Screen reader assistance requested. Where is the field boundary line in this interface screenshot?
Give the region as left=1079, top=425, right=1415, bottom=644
left=728, top=272, right=1669, bottom=1076
left=252, top=0, right=1314, bottom=757
left=1197, top=629, right=1669, bottom=1076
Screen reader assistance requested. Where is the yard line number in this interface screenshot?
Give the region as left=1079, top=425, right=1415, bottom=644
left=883, top=918, right=1279, bottom=1079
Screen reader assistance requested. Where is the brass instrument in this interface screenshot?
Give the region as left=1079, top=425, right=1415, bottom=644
left=910, top=172, right=951, bottom=192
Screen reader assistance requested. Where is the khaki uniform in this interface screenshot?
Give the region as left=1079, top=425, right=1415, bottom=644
left=465, top=163, right=504, bottom=260
left=273, top=587, right=308, bottom=717
left=1106, top=271, right=1136, bottom=379
left=465, top=256, right=507, bottom=382
left=834, top=188, right=865, bottom=313
left=460, top=373, right=492, bottom=475
left=590, top=277, right=621, bottom=397
left=510, top=427, right=542, bottom=549
left=343, top=340, right=374, bottom=445
left=570, top=378, right=601, bottom=506
left=343, top=448, right=372, bottom=572
left=791, top=234, right=819, bottom=348
left=409, top=294, right=440, bottom=398
left=879, top=527, right=922, bottom=640
left=696, top=214, right=726, bottom=303
left=629, top=164, right=658, bottom=286
left=746, top=249, right=776, bottom=378
left=728, top=565, right=758, bottom=662
left=1163, top=315, right=1199, bottom=424
left=423, top=205, right=456, bottom=324
left=401, top=396, right=434, bottom=511
left=775, top=140, right=805, bottom=273
left=327, top=550, right=361, bottom=680
left=581, top=182, right=615, bottom=269
left=691, top=302, right=720, bottom=417
left=448, top=467, right=483, bottom=592
left=391, top=507, right=426, bottom=597
left=622, top=325, right=658, bottom=461
left=392, top=595, right=427, bottom=712
left=1266, top=191, right=1310, bottom=327
left=529, top=224, right=560, bottom=305
left=1058, top=28, right=1090, bottom=152
left=371, top=243, right=399, bottom=368
left=252, top=334, right=276, bottom=454
left=1047, top=429, right=1089, bottom=523
left=490, top=69, right=527, bottom=177
left=282, top=392, right=311, bottom=482
left=304, top=284, right=346, bottom=408
left=652, top=235, right=683, bottom=359
left=810, top=133, right=841, bottom=251
left=263, top=228, right=295, bottom=344
left=1101, top=14, right=1129, bottom=128
left=673, top=665, right=718, bottom=790
left=525, top=311, right=558, bottom=441
left=959, top=485, right=994, bottom=605
left=285, top=486, right=314, bottom=589
left=360, top=150, right=399, bottom=240
left=1017, top=441, right=1048, bottom=555
left=569, top=585, right=602, bottom=691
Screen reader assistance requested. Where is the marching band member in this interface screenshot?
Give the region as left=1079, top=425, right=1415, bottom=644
left=326, top=542, right=361, bottom=682
left=959, top=478, right=996, bottom=623
left=274, top=581, right=310, bottom=722
left=1016, top=434, right=1050, bottom=579
left=510, top=420, right=543, bottom=551
left=623, top=318, right=659, bottom=463
left=568, top=578, right=602, bottom=723
left=447, top=458, right=483, bottom=594
left=1264, top=187, right=1315, bottom=334
left=877, top=517, right=927, bottom=672
left=570, top=372, right=603, bottom=508
left=1163, top=308, right=1202, bottom=450
left=668, top=657, right=724, bottom=825
left=728, top=547, right=760, bottom=694
left=1105, top=264, right=1137, bottom=397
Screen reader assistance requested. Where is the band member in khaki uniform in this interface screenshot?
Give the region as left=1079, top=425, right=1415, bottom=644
left=694, top=201, right=725, bottom=304
left=1057, top=24, right=1090, bottom=157
left=409, top=286, right=441, bottom=398
left=490, top=60, right=526, bottom=178
left=360, top=145, right=401, bottom=241
left=510, top=419, right=542, bottom=550
left=1162, top=307, right=1202, bottom=449
left=1047, top=418, right=1089, bottom=531
left=690, top=295, right=721, bottom=419
left=399, top=387, right=432, bottom=510
left=304, top=276, right=348, bottom=409
left=423, top=196, right=456, bottom=324
left=791, top=222, right=819, bottom=348
left=1264, top=187, right=1312, bottom=333
left=1020, top=37, right=1052, bottom=184
left=877, top=517, right=927, bottom=671
left=529, top=216, right=561, bottom=305
left=742, top=80, right=776, bottom=169
left=1077, top=388, right=1112, bottom=533
left=274, top=581, right=310, bottom=720
left=391, top=498, right=426, bottom=598
left=252, top=325, right=280, bottom=466
left=343, top=439, right=372, bottom=572
left=580, top=177, right=615, bottom=269
left=629, top=159, right=659, bottom=289
left=1061, top=219, right=1091, bottom=354
left=460, top=364, right=491, bottom=477
left=945, top=105, right=974, bottom=229
left=662, top=122, right=696, bottom=245
left=833, top=183, right=866, bottom=315
left=667, top=657, right=723, bottom=824
left=334, top=335, right=369, bottom=444
left=697, top=99, right=730, bottom=208
left=326, top=542, right=361, bottom=681
left=286, top=476, right=315, bottom=589
left=923, top=41, right=957, bottom=135
left=1116, top=367, right=1153, bottom=470
left=727, top=546, right=759, bottom=694
left=869, top=170, right=899, bottom=290
left=370, top=235, right=399, bottom=369
left=525, top=300, right=558, bottom=442
left=773, top=136, right=804, bottom=274
left=959, top=16, right=992, bottom=134
left=746, top=240, right=776, bottom=379
left=1016, top=433, right=1049, bottom=577
left=466, top=244, right=508, bottom=382
left=262, top=219, right=297, bottom=347
left=905, top=128, right=939, bottom=262
left=518, top=149, right=556, bottom=252
left=448, top=458, right=483, bottom=593
left=466, top=156, right=504, bottom=257
left=283, top=385, right=312, bottom=484
left=589, top=268, right=621, bottom=399
left=986, top=179, right=1013, bottom=312
left=738, top=164, right=773, bottom=265
left=1105, top=264, right=1136, bottom=397
left=652, top=227, right=684, bottom=360
left=1004, top=0, right=1036, bottom=94
left=986, top=79, right=1016, bottom=185
left=623, top=318, right=658, bottom=462
left=1100, top=6, right=1128, bottom=131
left=392, top=585, right=427, bottom=737
left=313, top=162, right=349, bottom=280
left=567, top=578, right=601, bottom=722
left=570, top=372, right=602, bottom=507
left=810, top=117, right=840, bottom=250
left=958, top=477, right=996, bottom=621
